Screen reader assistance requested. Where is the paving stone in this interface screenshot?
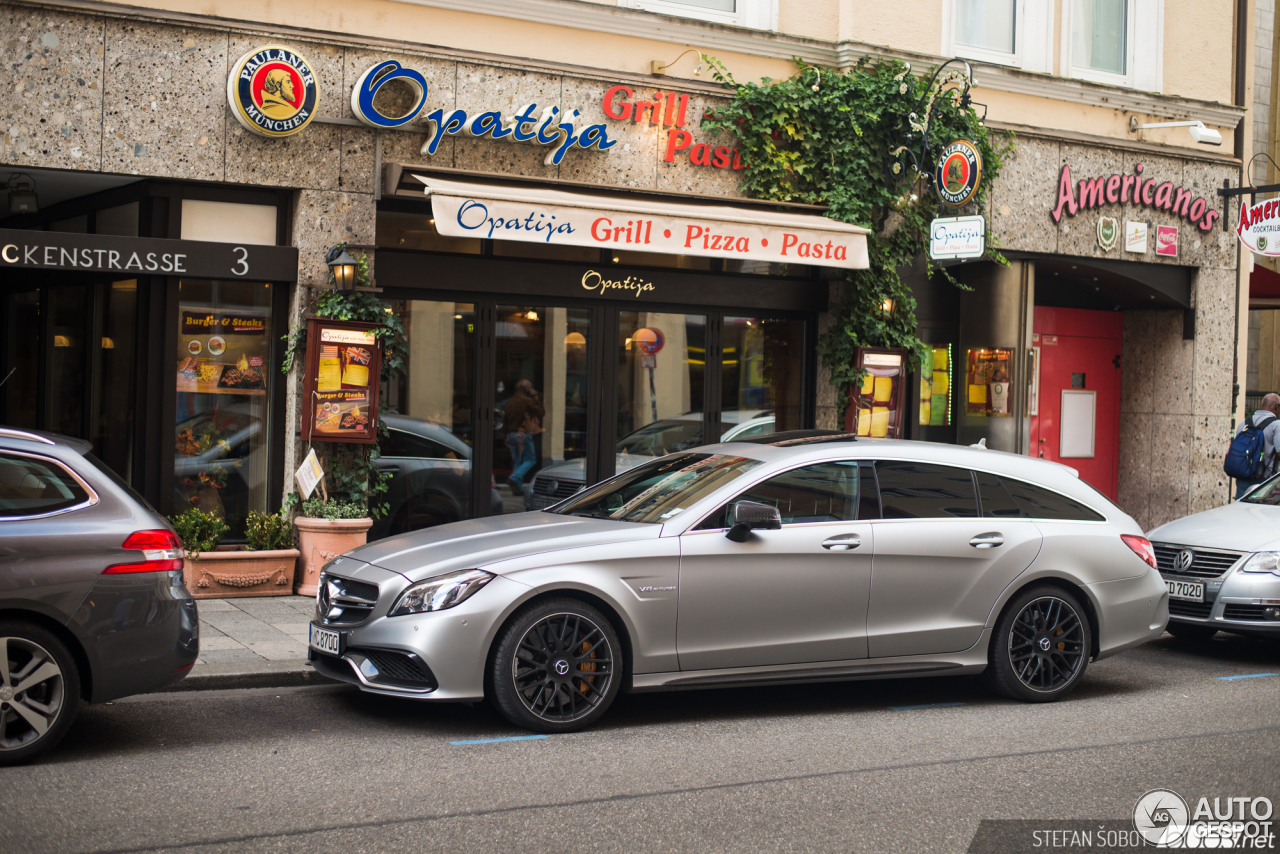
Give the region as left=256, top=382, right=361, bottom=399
left=270, top=622, right=312, bottom=634
left=195, top=600, right=237, bottom=611
left=199, top=637, right=246, bottom=651
left=245, top=640, right=309, bottom=661
left=199, top=648, right=266, bottom=664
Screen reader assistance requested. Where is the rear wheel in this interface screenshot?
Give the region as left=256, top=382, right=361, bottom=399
left=0, top=621, right=80, bottom=765
left=489, top=599, right=622, bottom=733
left=1166, top=622, right=1218, bottom=641
left=984, top=586, right=1091, bottom=703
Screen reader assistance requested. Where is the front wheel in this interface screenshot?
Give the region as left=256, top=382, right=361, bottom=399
left=984, top=586, right=1091, bottom=703
left=489, top=599, right=622, bottom=733
left=0, top=621, right=81, bottom=765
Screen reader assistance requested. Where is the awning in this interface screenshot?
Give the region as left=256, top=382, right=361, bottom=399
left=415, top=176, right=869, bottom=270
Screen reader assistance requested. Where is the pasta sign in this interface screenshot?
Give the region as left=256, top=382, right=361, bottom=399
left=602, top=86, right=746, bottom=170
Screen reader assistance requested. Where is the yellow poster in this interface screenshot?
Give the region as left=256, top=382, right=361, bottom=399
left=919, top=377, right=932, bottom=400
left=932, top=370, right=949, bottom=395
left=855, top=407, right=872, bottom=437
left=870, top=406, right=891, bottom=438
left=919, top=400, right=931, bottom=425
left=317, top=345, right=341, bottom=392
left=341, top=362, right=369, bottom=388
left=968, top=383, right=988, bottom=404
left=873, top=376, right=894, bottom=403
left=932, top=348, right=949, bottom=371
left=860, top=374, right=874, bottom=395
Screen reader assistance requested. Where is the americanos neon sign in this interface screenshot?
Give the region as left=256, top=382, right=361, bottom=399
left=1050, top=163, right=1220, bottom=232
left=350, top=60, right=615, bottom=165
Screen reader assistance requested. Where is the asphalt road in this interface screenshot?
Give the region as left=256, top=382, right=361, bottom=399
left=2, top=632, right=1278, bottom=854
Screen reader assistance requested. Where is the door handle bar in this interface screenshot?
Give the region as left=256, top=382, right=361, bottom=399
left=969, top=533, right=1004, bottom=549
left=821, top=534, right=861, bottom=551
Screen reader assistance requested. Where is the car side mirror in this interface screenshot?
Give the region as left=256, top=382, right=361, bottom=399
left=725, top=500, right=782, bottom=542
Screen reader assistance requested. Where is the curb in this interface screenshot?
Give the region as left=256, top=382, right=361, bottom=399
left=159, top=661, right=337, bottom=693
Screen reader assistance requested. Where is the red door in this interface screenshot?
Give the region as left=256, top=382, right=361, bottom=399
left=1029, top=307, right=1123, bottom=500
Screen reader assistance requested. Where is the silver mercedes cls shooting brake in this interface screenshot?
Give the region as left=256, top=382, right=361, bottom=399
left=308, top=433, right=1169, bottom=732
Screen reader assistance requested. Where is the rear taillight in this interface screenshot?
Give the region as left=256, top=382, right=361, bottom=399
left=104, top=529, right=185, bottom=574
left=1121, top=534, right=1158, bottom=570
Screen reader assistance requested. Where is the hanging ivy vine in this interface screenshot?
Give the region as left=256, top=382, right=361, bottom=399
left=701, top=56, right=1012, bottom=421
left=281, top=247, right=408, bottom=517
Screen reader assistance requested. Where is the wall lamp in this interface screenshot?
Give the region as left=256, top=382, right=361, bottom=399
left=326, top=245, right=359, bottom=291
left=1129, top=118, right=1223, bottom=146
left=652, top=49, right=702, bottom=77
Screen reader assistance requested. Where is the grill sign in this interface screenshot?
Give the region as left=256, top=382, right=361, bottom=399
left=228, top=46, right=319, bottom=138
left=935, top=140, right=982, bottom=208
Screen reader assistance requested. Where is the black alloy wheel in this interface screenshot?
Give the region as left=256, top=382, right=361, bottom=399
left=0, top=621, right=81, bottom=765
left=984, top=586, right=1091, bottom=703
left=489, top=599, right=622, bottom=733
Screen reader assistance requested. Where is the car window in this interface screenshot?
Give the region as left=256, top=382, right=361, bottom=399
left=998, top=475, right=1105, bottom=521
left=698, top=461, right=863, bottom=528
left=1240, top=472, right=1280, bottom=505
left=728, top=420, right=774, bottom=441
left=975, top=470, right=1026, bottom=518
left=0, top=453, right=91, bottom=518
left=554, top=453, right=761, bottom=524
left=615, top=420, right=705, bottom=456
left=382, top=429, right=459, bottom=460
left=874, top=461, right=979, bottom=519
left=857, top=462, right=881, bottom=520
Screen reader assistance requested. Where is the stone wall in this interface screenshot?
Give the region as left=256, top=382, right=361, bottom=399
left=991, top=134, right=1239, bottom=530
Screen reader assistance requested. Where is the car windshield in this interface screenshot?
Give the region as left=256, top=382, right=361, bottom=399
left=552, top=453, right=761, bottom=523
left=1241, top=474, right=1280, bottom=505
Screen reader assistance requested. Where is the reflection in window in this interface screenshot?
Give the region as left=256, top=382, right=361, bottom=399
left=0, top=453, right=89, bottom=518
left=556, top=453, right=759, bottom=524
left=956, top=0, right=1016, bottom=54
left=617, top=312, right=705, bottom=456
left=175, top=280, right=273, bottom=536
left=1072, top=0, right=1127, bottom=74
left=723, top=316, right=803, bottom=433
left=376, top=210, right=481, bottom=254
left=875, top=461, right=978, bottom=518
left=702, top=461, right=861, bottom=527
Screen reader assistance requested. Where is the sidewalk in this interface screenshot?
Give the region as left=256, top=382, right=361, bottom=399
left=167, top=596, right=330, bottom=692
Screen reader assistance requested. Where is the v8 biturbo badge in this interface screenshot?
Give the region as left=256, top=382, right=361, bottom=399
left=935, top=139, right=982, bottom=208
left=227, top=45, right=319, bottom=138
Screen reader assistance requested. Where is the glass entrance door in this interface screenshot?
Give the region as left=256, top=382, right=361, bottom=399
left=493, top=305, right=591, bottom=514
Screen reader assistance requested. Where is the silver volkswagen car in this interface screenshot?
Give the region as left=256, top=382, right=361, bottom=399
left=1146, top=472, right=1280, bottom=640
left=308, top=432, right=1168, bottom=732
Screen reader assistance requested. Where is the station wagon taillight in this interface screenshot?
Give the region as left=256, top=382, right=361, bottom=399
left=1120, top=534, right=1159, bottom=570
left=104, top=529, right=185, bottom=574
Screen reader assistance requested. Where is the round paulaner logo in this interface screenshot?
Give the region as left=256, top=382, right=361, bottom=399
left=227, top=45, right=319, bottom=138
left=935, top=139, right=982, bottom=208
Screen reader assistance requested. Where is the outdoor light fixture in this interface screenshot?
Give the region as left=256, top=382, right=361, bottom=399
left=1129, top=118, right=1223, bottom=146
left=7, top=173, right=37, bottom=214
left=652, top=49, right=702, bottom=77
left=326, top=245, right=359, bottom=291
left=880, top=297, right=896, bottom=316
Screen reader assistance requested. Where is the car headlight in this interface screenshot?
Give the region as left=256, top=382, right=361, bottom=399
left=389, top=569, right=495, bottom=616
left=1241, top=552, right=1280, bottom=576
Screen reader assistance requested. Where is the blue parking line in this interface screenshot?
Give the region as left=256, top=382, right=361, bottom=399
left=1216, top=673, right=1277, bottom=681
left=449, top=735, right=550, bottom=745
left=889, top=702, right=966, bottom=711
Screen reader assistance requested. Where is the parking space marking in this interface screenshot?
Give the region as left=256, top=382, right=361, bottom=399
left=450, top=735, right=550, bottom=745
left=1216, top=673, right=1277, bottom=681
left=888, top=702, right=966, bottom=711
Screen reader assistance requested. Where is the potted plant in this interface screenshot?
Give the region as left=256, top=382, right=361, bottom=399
left=291, top=498, right=374, bottom=596
left=171, top=508, right=300, bottom=600
left=282, top=246, right=407, bottom=596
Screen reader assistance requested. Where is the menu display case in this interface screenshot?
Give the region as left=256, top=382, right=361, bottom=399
left=918, top=344, right=953, bottom=427
left=301, top=318, right=383, bottom=444
left=843, top=347, right=908, bottom=438
left=965, top=348, right=1014, bottom=417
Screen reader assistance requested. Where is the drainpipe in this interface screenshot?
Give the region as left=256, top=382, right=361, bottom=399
left=1230, top=0, right=1250, bottom=494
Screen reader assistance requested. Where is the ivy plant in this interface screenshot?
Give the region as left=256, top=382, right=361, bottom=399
left=701, top=56, right=1011, bottom=420
left=281, top=246, right=408, bottom=518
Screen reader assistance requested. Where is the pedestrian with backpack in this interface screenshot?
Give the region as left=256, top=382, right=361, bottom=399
left=1224, top=392, right=1280, bottom=499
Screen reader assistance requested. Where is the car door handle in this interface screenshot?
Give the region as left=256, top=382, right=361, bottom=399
left=821, top=534, right=861, bottom=551
left=969, top=533, right=1004, bottom=549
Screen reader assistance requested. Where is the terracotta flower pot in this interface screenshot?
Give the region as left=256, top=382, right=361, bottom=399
left=182, top=548, right=300, bottom=600
left=293, top=517, right=374, bottom=596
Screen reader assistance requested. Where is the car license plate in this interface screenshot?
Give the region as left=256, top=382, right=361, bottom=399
left=310, top=624, right=342, bottom=655
left=1167, top=579, right=1205, bottom=602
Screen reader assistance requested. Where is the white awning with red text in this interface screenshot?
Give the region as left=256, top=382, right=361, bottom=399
left=415, top=176, right=870, bottom=269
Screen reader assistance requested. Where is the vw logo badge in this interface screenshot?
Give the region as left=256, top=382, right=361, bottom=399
left=1174, top=549, right=1195, bottom=572
left=555, top=660, right=570, bottom=676
left=1039, top=637, right=1051, bottom=652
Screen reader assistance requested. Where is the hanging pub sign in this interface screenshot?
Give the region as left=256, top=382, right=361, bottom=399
left=301, top=318, right=383, bottom=444
left=1235, top=196, right=1280, bottom=256
left=227, top=46, right=320, bottom=138
left=928, top=214, right=985, bottom=260
left=934, top=140, right=982, bottom=207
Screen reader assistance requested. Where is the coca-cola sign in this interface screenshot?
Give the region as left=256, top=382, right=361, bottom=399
left=1050, top=163, right=1218, bottom=232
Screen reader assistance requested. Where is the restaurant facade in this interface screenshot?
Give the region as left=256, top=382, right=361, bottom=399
left=0, top=0, right=1250, bottom=536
